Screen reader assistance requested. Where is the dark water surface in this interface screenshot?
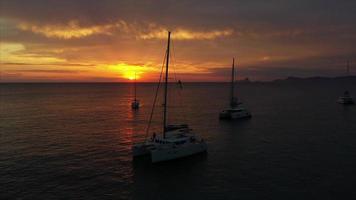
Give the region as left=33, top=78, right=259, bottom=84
left=1, top=82, right=356, bottom=199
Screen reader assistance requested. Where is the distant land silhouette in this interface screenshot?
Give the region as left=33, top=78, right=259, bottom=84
left=271, top=76, right=356, bottom=84
left=233, top=76, right=356, bottom=84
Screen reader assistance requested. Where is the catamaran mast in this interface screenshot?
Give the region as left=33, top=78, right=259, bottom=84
left=134, top=72, right=137, bottom=101
left=230, top=58, right=235, bottom=107
left=163, top=31, right=171, bottom=138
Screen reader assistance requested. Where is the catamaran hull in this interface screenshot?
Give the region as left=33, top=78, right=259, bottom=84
left=132, top=143, right=155, bottom=157
left=231, top=112, right=251, bottom=119
left=151, top=142, right=207, bottom=163
left=219, top=112, right=251, bottom=120
left=337, top=98, right=354, bottom=105
left=131, top=102, right=140, bottom=109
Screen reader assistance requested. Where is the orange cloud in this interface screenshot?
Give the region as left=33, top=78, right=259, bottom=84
left=139, top=28, right=233, bottom=40
left=17, top=20, right=129, bottom=39
left=0, top=42, right=65, bottom=64
left=17, top=19, right=233, bottom=41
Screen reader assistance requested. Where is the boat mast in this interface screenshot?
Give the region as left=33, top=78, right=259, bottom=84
left=134, top=72, right=137, bottom=101
left=347, top=60, right=350, bottom=76
left=163, top=31, right=171, bottom=138
left=230, top=58, right=235, bottom=107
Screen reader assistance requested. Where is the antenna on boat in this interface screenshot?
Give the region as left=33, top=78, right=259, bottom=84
left=163, top=31, right=171, bottom=138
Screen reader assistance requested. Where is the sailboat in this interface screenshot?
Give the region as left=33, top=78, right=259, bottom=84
left=131, top=73, right=140, bottom=109
left=337, top=61, right=354, bottom=105
left=219, top=58, right=252, bottom=119
left=132, top=31, right=207, bottom=163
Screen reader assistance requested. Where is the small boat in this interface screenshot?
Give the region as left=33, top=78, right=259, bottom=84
left=337, top=91, right=354, bottom=105
left=131, top=73, right=140, bottom=109
left=131, top=99, right=139, bottom=109
left=219, top=104, right=252, bottom=119
left=337, top=61, right=354, bottom=105
left=219, top=58, right=251, bottom=120
left=132, top=31, right=207, bottom=163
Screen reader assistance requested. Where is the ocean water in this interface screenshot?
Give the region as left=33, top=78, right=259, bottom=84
left=1, top=82, right=356, bottom=199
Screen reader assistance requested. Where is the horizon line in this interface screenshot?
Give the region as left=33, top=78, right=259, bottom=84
left=1, top=75, right=355, bottom=84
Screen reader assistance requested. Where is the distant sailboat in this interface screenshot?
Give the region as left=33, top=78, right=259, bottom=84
left=132, top=31, right=207, bottom=163
left=219, top=58, right=252, bottom=119
left=131, top=73, right=140, bottom=109
left=337, top=61, right=354, bottom=105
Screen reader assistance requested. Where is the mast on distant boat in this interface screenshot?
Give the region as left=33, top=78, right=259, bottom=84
left=131, top=72, right=140, bottom=110
left=163, top=31, right=171, bottom=138
left=230, top=58, right=237, bottom=108
left=134, top=72, right=137, bottom=101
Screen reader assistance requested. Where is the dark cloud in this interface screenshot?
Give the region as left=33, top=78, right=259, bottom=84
left=3, top=0, right=356, bottom=44
left=2, top=0, right=356, bottom=27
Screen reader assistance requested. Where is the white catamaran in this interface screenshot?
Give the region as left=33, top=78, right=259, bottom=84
left=131, top=73, right=140, bottom=109
left=132, top=31, right=207, bottom=163
left=337, top=61, right=354, bottom=105
left=219, top=58, right=252, bottom=120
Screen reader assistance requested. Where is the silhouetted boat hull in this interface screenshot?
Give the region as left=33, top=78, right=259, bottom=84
left=337, top=91, right=354, bottom=105
left=219, top=107, right=252, bottom=119
left=132, top=142, right=155, bottom=157
left=337, top=97, right=354, bottom=105
left=131, top=100, right=140, bottom=109
left=151, top=140, right=207, bottom=163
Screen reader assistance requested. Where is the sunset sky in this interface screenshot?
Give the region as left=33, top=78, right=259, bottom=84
left=1, top=0, right=356, bottom=82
